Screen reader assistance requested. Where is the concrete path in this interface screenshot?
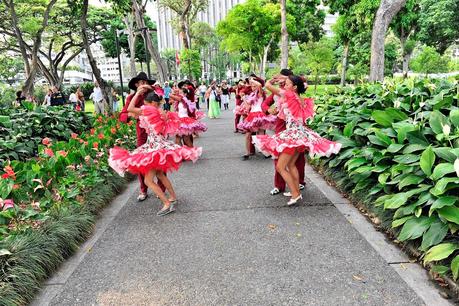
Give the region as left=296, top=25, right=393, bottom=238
left=34, top=110, right=446, bottom=305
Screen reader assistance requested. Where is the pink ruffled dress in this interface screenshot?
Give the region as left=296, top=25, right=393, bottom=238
left=252, top=90, right=341, bottom=158
left=237, top=91, right=277, bottom=132
left=109, top=105, right=202, bottom=175
left=175, top=97, right=208, bottom=136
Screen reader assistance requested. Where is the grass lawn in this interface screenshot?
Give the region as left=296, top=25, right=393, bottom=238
left=306, top=84, right=339, bottom=97
left=85, top=99, right=95, bottom=113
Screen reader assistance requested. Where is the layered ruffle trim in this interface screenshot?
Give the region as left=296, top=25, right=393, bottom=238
left=109, top=146, right=202, bottom=176
left=252, top=133, right=341, bottom=159
left=237, top=112, right=277, bottom=132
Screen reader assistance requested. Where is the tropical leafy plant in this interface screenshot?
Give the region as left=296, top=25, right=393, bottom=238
left=309, top=78, right=459, bottom=281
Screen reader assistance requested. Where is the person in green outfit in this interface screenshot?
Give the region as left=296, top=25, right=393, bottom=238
left=206, top=82, right=221, bottom=119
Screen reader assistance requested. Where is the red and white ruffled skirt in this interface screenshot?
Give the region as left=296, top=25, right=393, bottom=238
left=177, top=117, right=208, bottom=136
left=252, top=125, right=341, bottom=158
left=109, top=137, right=202, bottom=175
left=237, top=112, right=277, bottom=132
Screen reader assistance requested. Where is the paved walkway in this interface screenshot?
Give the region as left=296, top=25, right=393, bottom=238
left=36, top=110, right=441, bottom=305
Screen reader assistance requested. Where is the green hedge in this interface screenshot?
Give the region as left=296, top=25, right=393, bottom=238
left=309, top=78, right=459, bottom=283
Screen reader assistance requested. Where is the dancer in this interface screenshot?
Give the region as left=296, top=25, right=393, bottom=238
left=119, top=72, right=167, bottom=202
left=238, top=76, right=276, bottom=160
left=206, top=82, right=221, bottom=119
left=253, top=74, right=341, bottom=205
left=109, top=90, right=202, bottom=216
left=170, top=83, right=207, bottom=147
left=262, top=69, right=306, bottom=196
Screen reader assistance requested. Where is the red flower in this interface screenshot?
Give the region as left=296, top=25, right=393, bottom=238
left=71, top=133, right=78, bottom=139
left=127, top=121, right=134, bottom=126
left=97, top=116, right=103, bottom=123
left=110, top=127, right=116, bottom=134
left=98, top=133, right=105, bottom=140
left=1, top=173, right=9, bottom=179
left=57, top=150, right=68, bottom=157
left=42, top=137, right=51, bottom=146
left=93, top=142, right=99, bottom=149
left=44, top=148, right=54, bottom=157
left=90, top=128, right=96, bottom=135
left=12, top=184, right=20, bottom=190
left=79, top=139, right=84, bottom=143
left=3, top=166, right=16, bottom=180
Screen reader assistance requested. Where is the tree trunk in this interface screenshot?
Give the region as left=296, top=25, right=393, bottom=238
left=340, top=41, right=349, bottom=86
left=261, top=35, right=275, bottom=78
left=132, top=0, right=168, bottom=82
left=80, top=0, right=111, bottom=113
left=280, top=0, right=289, bottom=69
left=369, top=0, right=407, bottom=82
left=124, top=13, right=137, bottom=78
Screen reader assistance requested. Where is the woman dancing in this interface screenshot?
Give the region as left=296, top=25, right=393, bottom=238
left=238, top=76, right=276, bottom=160
left=253, top=75, right=341, bottom=205
left=170, top=85, right=207, bottom=147
left=109, top=89, right=202, bottom=216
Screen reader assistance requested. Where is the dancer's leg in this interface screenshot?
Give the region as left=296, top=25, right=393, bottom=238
left=276, top=153, right=299, bottom=198
left=183, top=135, right=193, bottom=147
left=138, top=174, right=148, bottom=194
left=175, top=135, right=182, bottom=145
left=144, top=170, right=170, bottom=207
left=245, top=132, right=252, bottom=155
left=274, top=159, right=286, bottom=191
left=156, top=171, right=177, bottom=201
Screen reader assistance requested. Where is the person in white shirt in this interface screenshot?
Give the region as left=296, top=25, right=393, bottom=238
left=89, top=81, right=105, bottom=114
left=43, top=88, right=52, bottom=107
left=69, top=92, right=78, bottom=109
left=198, top=82, right=207, bottom=109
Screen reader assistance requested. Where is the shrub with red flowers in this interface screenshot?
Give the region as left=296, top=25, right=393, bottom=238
left=0, top=115, right=136, bottom=241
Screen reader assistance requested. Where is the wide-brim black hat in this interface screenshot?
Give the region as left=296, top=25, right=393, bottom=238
left=128, top=72, right=156, bottom=91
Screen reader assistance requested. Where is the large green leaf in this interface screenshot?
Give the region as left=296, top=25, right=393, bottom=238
left=429, top=196, right=458, bottom=215
left=398, top=216, right=434, bottom=241
left=451, top=255, right=459, bottom=281
left=420, top=146, right=435, bottom=176
left=402, top=144, right=427, bottom=154
left=438, top=206, right=459, bottom=225
left=406, top=130, right=429, bottom=146
left=433, top=147, right=459, bottom=163
left=372, top=110, right=393, bottom=127
left=430, top=178, right=459, bottom=196
left=429, top=110, right=448, bottom=134
left=398, top=175, right=424, bottom=190
left=431, top=163, right=455, bottom=181
left=386, top=108, right=408, bottom=121
left=393, top=154, right=420, bottom=164
left=393, top=121, right=416, bottom=143
left=424, top=243, right=459, bottom=263
left=345, top=157, right=367, bottom=171
left=420, top=220, right=448, bottom=252
left=451, top=109, right=459, bottom=128
left=387, top=143, right=404, bottom=153
left=392, top=216, right=413, bottom=228
left=343, top=121, right=357, bottom=137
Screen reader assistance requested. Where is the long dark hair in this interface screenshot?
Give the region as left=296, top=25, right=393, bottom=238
left=288, top=75, right=306, bottom=94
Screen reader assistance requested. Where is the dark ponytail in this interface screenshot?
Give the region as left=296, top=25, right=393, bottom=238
left=288, top=75, right=306, bottom=94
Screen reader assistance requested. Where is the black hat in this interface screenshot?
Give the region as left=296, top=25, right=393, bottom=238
left=128, top=72, right=156, bottom=91
left=177, top=81, right=186, bottom=89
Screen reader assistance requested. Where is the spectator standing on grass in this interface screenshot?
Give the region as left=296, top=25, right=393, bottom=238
left=50, top=86, right=66, bottom=106
left=76, top=87, right=85, bottom=111
left=90, top=81, right=104, bottom=114
left=43, top=88, right=52, bottom=107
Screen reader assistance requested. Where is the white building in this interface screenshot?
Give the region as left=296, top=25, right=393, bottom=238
left=149, top=0, right=246, bottom=53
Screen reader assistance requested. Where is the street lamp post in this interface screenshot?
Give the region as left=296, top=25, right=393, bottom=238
left=115, top=29, right=125, bottom=106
